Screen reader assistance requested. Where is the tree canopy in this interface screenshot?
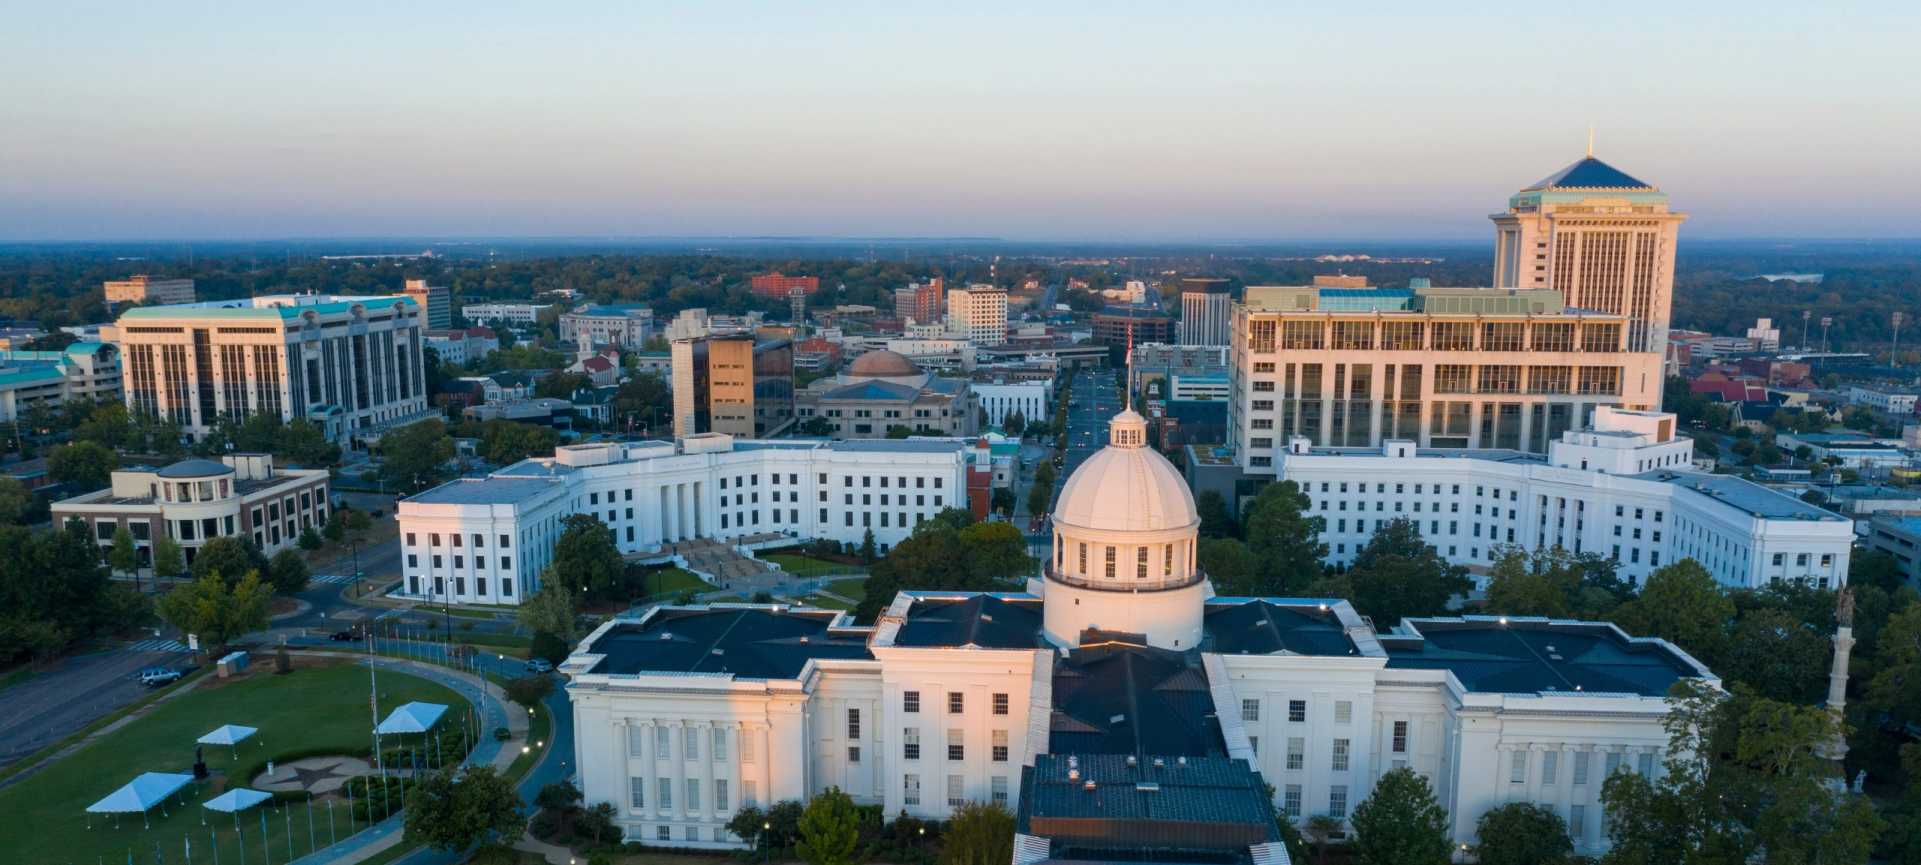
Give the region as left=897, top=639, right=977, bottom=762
left=795, top=787, right=860, bottom=865
left=940, top=802, right=1015, bottom=865
left=155, top=570, right=271, bottom=651
left=0, top=520, right=149, bottom=661
left=1238, top=480, right=1326, bottom=594
left=403, top=766, right=526, bottom=852
left=378, top=418, right=456, bottom=493
left=1339, top=519, right=1470, bottom=628
left=1471, top=803, right=1572, bottom=865
left=190, top=536, right=270, bottom=586
left=551, top=514, right=625, bottom=600
left=854, top=512, right=1034, bottom=620
left=1609, top=559, right=1735, bottom=668
left=1349, top=767, right=1452, bottom=865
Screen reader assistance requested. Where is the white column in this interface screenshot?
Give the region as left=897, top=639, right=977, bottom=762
left=1525, top=743, right=1544, bottom=803
left=757, top=724, right=772, bottom=806
left=672, top=722, right=689, bottom=820
left=636, top=721, right=655, bottom=816
left=700, top=723, right=717, bottom=822
left=617, top=719, right=633, bottom=813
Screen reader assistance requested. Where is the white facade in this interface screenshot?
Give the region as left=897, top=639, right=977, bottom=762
left=423, top=328, right=500, bottom=368
left=107, top=295, right=433, bottom=444
left=460, top=302, right=554, bottom=326
left=51, top=453, right=330, bottom=565
left=1847, top=386, right=1919, bottom=415
left=561, top=304, right=654, bottom=349
left=0, top=342, right=121, bottom=422
left=396, top=435, right=970, bottom=605
left=973, top=382, right=1049, bottom=428
left=945, top=285, right=1007, bottom=346
left=1277, top=407, right=1854, bottom=589
left=1180, top=289, right=1231, bottom=346
left=563, top=406, right=1720, bottom=859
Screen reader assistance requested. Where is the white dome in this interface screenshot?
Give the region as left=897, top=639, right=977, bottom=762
left=1051, top=409, right=1198, bottom=534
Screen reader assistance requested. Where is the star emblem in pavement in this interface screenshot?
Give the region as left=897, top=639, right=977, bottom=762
left=289, top=762, right=346, bottom=790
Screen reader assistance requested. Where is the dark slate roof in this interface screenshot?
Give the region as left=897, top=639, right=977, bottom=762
left=1049, top=643, right=1224, bottom=758
left=1526, top=157, right=1654, bottom=191
left=822, top=379, right=921, bottom=402
left=1017, top=754, right=1280, bottom=855
left=1383, top=620, right=1699, bottom=696
left=893, top=595, right=1047, bottom=649
left=156, top=458, right=234, bottom=478
left=1202, top=600, right=1357, bottom=656
left=583, top=608, right=872, bottom=679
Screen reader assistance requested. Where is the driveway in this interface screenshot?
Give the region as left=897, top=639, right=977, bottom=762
left=0, top=647, right=192, bottom=773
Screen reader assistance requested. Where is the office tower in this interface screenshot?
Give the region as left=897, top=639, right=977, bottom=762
left=401, top=279, right=452, bottom=329
left=1228, top=282, right=1662, bottom=470
left=672, top=333, right=794, bottom=439
left=945, top=284, right=1007, bottom=345
left=109, top=295, right=432, bottom=444
left=1491, top=153, right=1687, bottom=356
left=104, top=275, right=196, bottom=307
left=1178, top=277, right=1231, bottom=345
left=892, top=277, right=944, bottom=324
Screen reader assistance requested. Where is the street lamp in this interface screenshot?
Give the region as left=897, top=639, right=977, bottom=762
left=763, top=821, right=772, bottom=864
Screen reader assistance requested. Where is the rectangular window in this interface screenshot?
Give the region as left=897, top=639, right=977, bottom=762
left=1392, top=721, right=1408, bottom=753
left=903, top=774, right=921, bottom=806
left=847, top=708, right=861, bottom=740
left=947, top=729, right=964, bottom=761
left=993, top=693, right=1009, bottom=715
left=992, top=730, right=1009, bottom=762
left=658, top=778, right=672, bottom=810
left=1570, top=804, right=1586, bottom=839
left=713, top=729, right=728, bottom=761
left=1637, top=752, right=1655, bottom=777
left=904, top=691, right=920, bottom=713
left=1283, top=785, right=1302, bottom=819
left=1511, top=750, right=1529, bottom=784
left=848, top=746, right=861, bottom=763
left=1286, top=737, right=1305, bottom=771
left=1572, top=751, right=1590, bottom=785
left=1332, top=738, right=1350, bottom=771
left=1334, top=701, right=1352, bottom=724
left=947, top=775, right=965, bottom=808
left=903, top=728, right=920, bottom=760
left=656, top=726, right=671, bottom=757
left=715, top=779, right=729, bottom=811
left=1288, top=700, right=1306, bottom=723
left=1329, top=785, right=1348, bottom=819
left=657, top=827, right=669, bottom=842
left=1241, top=699, right=1260, bottom=722
left=1542, top=750, right=1558, bottom=785
left=684, top=727, right=699, bottom=760
left=948, top=692, right=964, bottom=714
left=630, top=777, right=646, bottom=809
left=742, top=733, right=755, bottom=764
left=744, top=779, right=758, bottom=808
left=991, top=776, right=1008, bottom=806
left=1604, top=752, right=1623, bottom=778
left=686, top=778, right=700, bottom=811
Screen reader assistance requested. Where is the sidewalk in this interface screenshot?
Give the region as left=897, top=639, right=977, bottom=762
left=287, top=653, right=530, bottom=865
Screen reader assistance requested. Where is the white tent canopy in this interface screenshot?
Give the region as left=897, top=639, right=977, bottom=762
left=376, top=702, right=448, bottom=735
left=86, top=772, right=194, bottom=814
left=201, top=788, right=272, bottom=814
left=197, top=724, right=258, bottom=747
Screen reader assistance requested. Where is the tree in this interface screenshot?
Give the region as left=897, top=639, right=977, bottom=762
left=1198, top=537, right=1259, bottom=593
left=1601, top=679, right=1882, bottom=865
left=1722, top=608, right=1829, bottom=701
left=1348, top=767, right=1451, bottom=865
left=551, top=515, right=624, bottom=600
left=1483, top=547, right=1575, bottom=618
left=277, top=419, right=341, bottom=467
left=107, top=527, right=139, bottom=581
left=0, top=477, right=31, bottom=525
left=726, top=805, right=769, bottom=850
left=503, top=675, right=555, bottom=709
left=1868, top=603, right=1921, bottom=723
left=404, top=766, right=526, bottom=851
left=297, top=524, right=323, bottom=551
left=1026, top=477, right=1052, bottom=517
left=535, top=371, right=590, bottom=399
left=0, top=520, right=149, bottom=660
left=1609, top=559, right=1735, bottom=668
left=322, top=513, right=346, bottom=543
left=886, top=424, right=915, bottom=439
left=796, top=786, right=860, bottom=865
left=267, top=548, right=311, bottom=594
left=1472, top=803, right=1571, bottom=865
left=190, top=536, right=270, bottom=586
left=378, top=418, right=456, bottom=493
left=939, top=802, right=1015, bottom=865
left=799, top=417, right=835, bottom=436
left=1345, top=519, right=1470, bottom=628
left=518, top=579, right=581, bottom=643
left=859, top=528, right=877, bottom=563
left=855, top=516, right=1031, bottom=621
left=152, top=535, right=185, bottom=582
left=155, top=571, right=271, bottom=650
left=48, top=440, right=117, bottom=490
left=1240, top=480, right=1326, bottom=593
left=345, top=508, right=374, bottom=538
left=990, top=487, right=1016, bottom=517
left=1302, top=815, right=1344, bottom=865
left=1196, top=490, right=1237, bottom=538
left=477, top=420, right=559, bottom=465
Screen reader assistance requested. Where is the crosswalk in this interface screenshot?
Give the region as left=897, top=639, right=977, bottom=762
left=312, top=574, right=357, bottom=584
left=125, top=638, right=190, bottom=653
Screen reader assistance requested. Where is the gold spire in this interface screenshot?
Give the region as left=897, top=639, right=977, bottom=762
left=1586, top=126, right=1595, bottom=158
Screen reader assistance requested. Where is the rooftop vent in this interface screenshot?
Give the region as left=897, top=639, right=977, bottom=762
left=1152, top=757, right=1165, bottom=768
left=798, top=636, right=810, bottom=643
left=1109, top=714, right=1126, bottom=725
left=1082, top=780, right=1097, bottom=792
left=1135, top=782, right=1161, bottom=793
left=711, top=648, right=725, bottom=656
left=980, top=613, right=993, bottom=622
left=1067, top=768, right=1080, bottom=781
left=659, top=632, right=673, bottom=640
left=1126, top=755, right=1137, bottom=767
left=1176, top=756, right=1187, bottom=768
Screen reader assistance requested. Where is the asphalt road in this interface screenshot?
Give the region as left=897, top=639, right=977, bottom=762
left=0, top=647, right=189, bottom=773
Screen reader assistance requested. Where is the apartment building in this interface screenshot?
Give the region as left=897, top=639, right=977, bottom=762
left=945, top=285, right=1007, bottom=346
left=0, top=342, right=122, bottom=421
left=107, top=295, right=433, bottom=444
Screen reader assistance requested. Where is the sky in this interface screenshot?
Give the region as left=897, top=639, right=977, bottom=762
left=2, top=2, right=1916, bottom=243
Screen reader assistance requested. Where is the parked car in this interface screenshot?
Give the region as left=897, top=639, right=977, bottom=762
left=138, top=667, right=182, bottom=687
left=524, top=658, right=554, bottom=674
left=328, top=630, right=358, bottom=642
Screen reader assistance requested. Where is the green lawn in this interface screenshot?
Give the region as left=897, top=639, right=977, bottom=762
left=797, top=594, right=853, bottom=611
left=763, top=553, right=867, bottom=578
left=635, top=566, right=713, bottom=598
left=0, top=660, right=464, bottom=865
left=823, top=577, right=868, bottom=601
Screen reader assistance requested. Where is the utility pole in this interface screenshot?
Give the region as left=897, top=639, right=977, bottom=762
left=1803, top=310, right=1813, bottom=350
left=1821, top=316, right=1834, bottom=354
left=1893, top=312, right=1905, bottom=369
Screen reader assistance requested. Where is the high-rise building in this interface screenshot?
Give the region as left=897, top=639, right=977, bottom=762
left=401, top=279, right=452, bottom=330
left=1178, top=277, right=1231, bottom=346
left=107, top=295, right=433, bottom=444
left=750, top=273, right=820, bottom=299
left=1490, top=154, right=1687, bottom=356
left=671, top=334, right=794, bottom=439
left=945, top=284, right=1007, bottom=345
left=104, top=276, right=196, bottom=307
left=892, top=278, right=944, bottom=325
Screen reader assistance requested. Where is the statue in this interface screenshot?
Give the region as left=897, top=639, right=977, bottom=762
left=192, top=745, right=208, bottom=779
left=1837, top=586, right=1855, bottom=628
left=1853, top=770, right=1867, bottom=794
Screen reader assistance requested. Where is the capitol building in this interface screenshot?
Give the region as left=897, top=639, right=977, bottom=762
left=562, top=406, right=1720, bottom=862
